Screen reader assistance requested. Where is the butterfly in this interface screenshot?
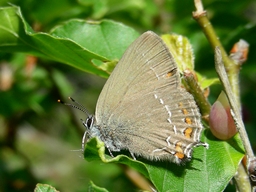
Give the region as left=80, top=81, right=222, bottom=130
left=60, top=31, right=208, bottom=164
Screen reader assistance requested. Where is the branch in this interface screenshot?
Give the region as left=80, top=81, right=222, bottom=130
left=215, top=47, right=254, bottom=191
left=193, top=0, right=241, bottom=105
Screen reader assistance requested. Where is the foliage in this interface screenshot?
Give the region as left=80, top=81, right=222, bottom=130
left=0, top=1, right=255, bottom=191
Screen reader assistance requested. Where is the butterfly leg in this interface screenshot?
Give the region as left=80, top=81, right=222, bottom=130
left=106, top=146, right=114, bottom=157
left=81, top=131, right=87, bottom=151
left=129, top=150, right=136, bottom=160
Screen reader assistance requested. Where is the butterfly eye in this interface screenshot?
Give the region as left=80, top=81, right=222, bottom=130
left=86, top=115, right=94, bottom=129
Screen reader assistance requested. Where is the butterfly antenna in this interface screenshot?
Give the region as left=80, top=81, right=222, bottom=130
left=58, top=97, right=91, bottom=117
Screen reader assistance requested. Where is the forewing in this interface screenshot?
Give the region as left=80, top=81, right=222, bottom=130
left=96, top=31, right=179, bottom=122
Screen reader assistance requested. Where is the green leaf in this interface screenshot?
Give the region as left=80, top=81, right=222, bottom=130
left=51, top=19, right=139, bottom=73
left=88, top=181, right=109, bottom=192
left=197, top=72, right=220, bottom=89
left=162, top=34, right=194, bottom=72
left=0, top=6, right=139, bottom=78
left=34, top=183, right=59, bottom=192
left=78, top=0, right=145, bottom=19
left=161, top=34, right=219, bottom=91
left=84, top=130, right=244, bottom=191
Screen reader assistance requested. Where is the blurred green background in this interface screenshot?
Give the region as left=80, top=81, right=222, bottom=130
left=0, top=0, right=256, bottom=191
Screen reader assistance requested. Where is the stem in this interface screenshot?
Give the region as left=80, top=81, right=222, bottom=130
left=183, top=70, right=211, bottom=118
left=193, top=1, right=241, bottom=108
left=193, top=0, right=254, bottom=191
left=215, top=47, right=253, bottom=192
left=214, top=47, right=254, bottom=159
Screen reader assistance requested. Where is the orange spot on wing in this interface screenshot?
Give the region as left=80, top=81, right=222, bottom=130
left=184, top=127, right=193, bottom=139
left=175, top=142, right=183, bottom=152
left=166, top=71, right=173, bottom=78
left=182, top=109, right=188, bottom=115
left=175, top=152, right=185, bottom=159
left=185, top=117, right=192, bottom=124
left=175, top=142, right=185, bottom=159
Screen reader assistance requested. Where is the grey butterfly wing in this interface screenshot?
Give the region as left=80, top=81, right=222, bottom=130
left=94, top=31, right=205, bottom=163
left=95, top=31, right=179, bottom=124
